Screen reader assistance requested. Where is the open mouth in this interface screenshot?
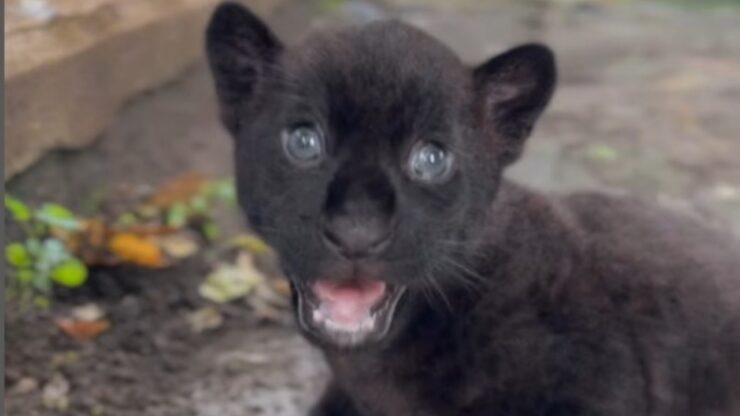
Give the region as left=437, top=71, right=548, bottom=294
left=295, top=278, right=406, bottom=348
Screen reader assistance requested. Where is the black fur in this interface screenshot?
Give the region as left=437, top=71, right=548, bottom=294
left=206, top=3, right=740, bottom=415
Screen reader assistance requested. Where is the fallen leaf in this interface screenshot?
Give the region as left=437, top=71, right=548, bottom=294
left=201, top=221, right=221, bottom=242
left=249, top=296, right=291, bottom=324
left=135, top=204, right=161, bottom=219
left=83, top=219, right=109, bottom=248
left=712, top=183, right=740, bottom=202
left=71, top=303, right=106, bottom=322
left=199, top=252, right=265, bottom=303
left=108, top=233, right=166, bottom=268
left=42, top=374, right=70, bottom=411
left=248, top=279, right=292, bottom=324
left=115, top=212, right=139, bottom=227
left=187, top=306, right=224, bottom=333
left=158, top=232, right=200, bottom=259
left=205, top=178, right=237, bottom=206
left=50, top=351, right=82, bottom=369
left=255, top=281, right=291, bottom=308
left=585, top=144, right=619, bottom=163
left=228, top=234, right=272, bottom=254
left=655, top=71, right=706, bottom=93
left=91, top=403, right=105, bottom=416
left=55, top=318, right=111, bottom=341
left=62, top=219, right=113, bottom=266
left=217, top=351, right=271, bottom=372
left=271, top=278, right=292, bottom=297
left=149, top=172, right=208, bottom=209
left=10, top=377, right=39, bottom=395
left=166, top=202, right=190, bottom=228
left=116, top=224, right=178, bottom=237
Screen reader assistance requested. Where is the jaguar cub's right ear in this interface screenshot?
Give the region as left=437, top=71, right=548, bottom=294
left=473, top=44, right=556, bottom=165
left=206, top=2, right=283, bottom=135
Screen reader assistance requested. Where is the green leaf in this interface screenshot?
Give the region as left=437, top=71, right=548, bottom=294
left=189, top=195, right=209, bottom=214
left=201, top=221, right=221, bottom=242
left=6, top=243, right=32, bottom=267
left=5, top=195, right=31, bottom=222
left=17, top=269, right=34, bottom=284
left=115, top=212, right=139, bottom=227
left=198, top=253, right=264, bottom=303
left=26, top=238, right=42, bottom=256
left=36, top=203, right=81, bottom=230
left=319, top=0, right=346, bottom=13
left=33, top=296, right=51, bottom=310
left=39, top=238, right=71, bottom=267
left=32, top=272, right=52, bottom=293
left=228, top=234, right=272, bottom=254
left=586, top=144, right=619, bottom=163
left=167, top=203, right=189, bottom=228
left=51, top=259, right=88, bottom=288
left=136, top=204, right=160, bottom=219
left=207, top=179, right=237, bottom=206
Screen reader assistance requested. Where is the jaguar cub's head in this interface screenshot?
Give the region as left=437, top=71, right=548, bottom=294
left=206, top=2, right=555, bottom=349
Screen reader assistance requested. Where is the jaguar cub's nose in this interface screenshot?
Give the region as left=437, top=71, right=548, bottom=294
left=323, top=166, right=395, bottom=259
left=322, top=217, right=392, bottom=259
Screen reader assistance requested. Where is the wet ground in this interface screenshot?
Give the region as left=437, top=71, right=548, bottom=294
left=5, top=0, right=740, bottom=415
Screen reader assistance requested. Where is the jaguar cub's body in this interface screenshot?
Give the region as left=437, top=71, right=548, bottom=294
left=205, top=3, right=740, bottom=415
left=316, top=188, right=740, bottom=416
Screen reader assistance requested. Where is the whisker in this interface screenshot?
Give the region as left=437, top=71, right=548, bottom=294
left=425, top=273, right=453, bottom=312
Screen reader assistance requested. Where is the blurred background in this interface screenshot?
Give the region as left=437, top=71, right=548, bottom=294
left=4, top=0, right=740, bottom=415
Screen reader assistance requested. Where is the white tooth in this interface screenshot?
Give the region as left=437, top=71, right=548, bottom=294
left=313, top=309, right=324, bottom=322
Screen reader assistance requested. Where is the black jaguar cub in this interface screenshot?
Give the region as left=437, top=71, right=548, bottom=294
left=205, top=3, right=740, bottom=415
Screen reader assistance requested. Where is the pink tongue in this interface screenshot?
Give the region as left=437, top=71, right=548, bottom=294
left=313, top=279, right=387, bottom=325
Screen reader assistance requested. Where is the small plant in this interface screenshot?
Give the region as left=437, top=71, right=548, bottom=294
left=4, top=174, right=239, bottom=310
left=5, top=196, right=88, bottom=310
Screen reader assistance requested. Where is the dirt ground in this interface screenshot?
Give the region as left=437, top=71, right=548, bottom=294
left=5, top=0, right=740, bottom=415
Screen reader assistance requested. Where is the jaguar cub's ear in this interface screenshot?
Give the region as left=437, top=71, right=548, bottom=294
left=473, top=44, right=556, bottom=164
left=206, top=2, right=282, bottom=135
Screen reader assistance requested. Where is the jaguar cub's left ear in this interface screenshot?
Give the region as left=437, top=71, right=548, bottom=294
left=206, top=2, right=283, bottom=135
left=473, top=44, right=556, bottom=164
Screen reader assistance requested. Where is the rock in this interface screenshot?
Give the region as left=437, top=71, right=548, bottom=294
left=42, top=373, right=71, bottom=411
left=4, top=0, right=286, bottom=180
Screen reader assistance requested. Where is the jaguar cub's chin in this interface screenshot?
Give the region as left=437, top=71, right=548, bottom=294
left=295, top=278, right=407, bottom=348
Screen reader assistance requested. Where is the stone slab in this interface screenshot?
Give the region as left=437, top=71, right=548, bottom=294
left=4, top=0, right=282, bottom=180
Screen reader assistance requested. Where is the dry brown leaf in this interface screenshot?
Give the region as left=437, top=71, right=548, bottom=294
left=10, top=377, right=39, bottom=395
left=228, top=234, right=272, bottom=254
left=83, top=219, right=109, bottom=248
left=158, top=232, right=200, bottom=259
left=271, top=278, right=292, bottom=297
left=108, top=232, right=166, bottom=268
left=70, top=303, right=106, bottom=322
left=148, top=172, right=208, bottom=209
left=42, top=373, right=70, bottom=411
left=187, top=306, right=224, bottom=333
left=70, top=219, right=110, bottom=259
left=199, top=252, right=265, bottom=303
left=55, top=318, right=111, bottom=341
left=119, top=224, right=179, bottom=236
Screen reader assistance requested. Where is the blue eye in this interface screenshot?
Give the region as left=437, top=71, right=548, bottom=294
left=283, top=125, right=324, bottom=166
left=409, top=142, right=453, bottom=183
